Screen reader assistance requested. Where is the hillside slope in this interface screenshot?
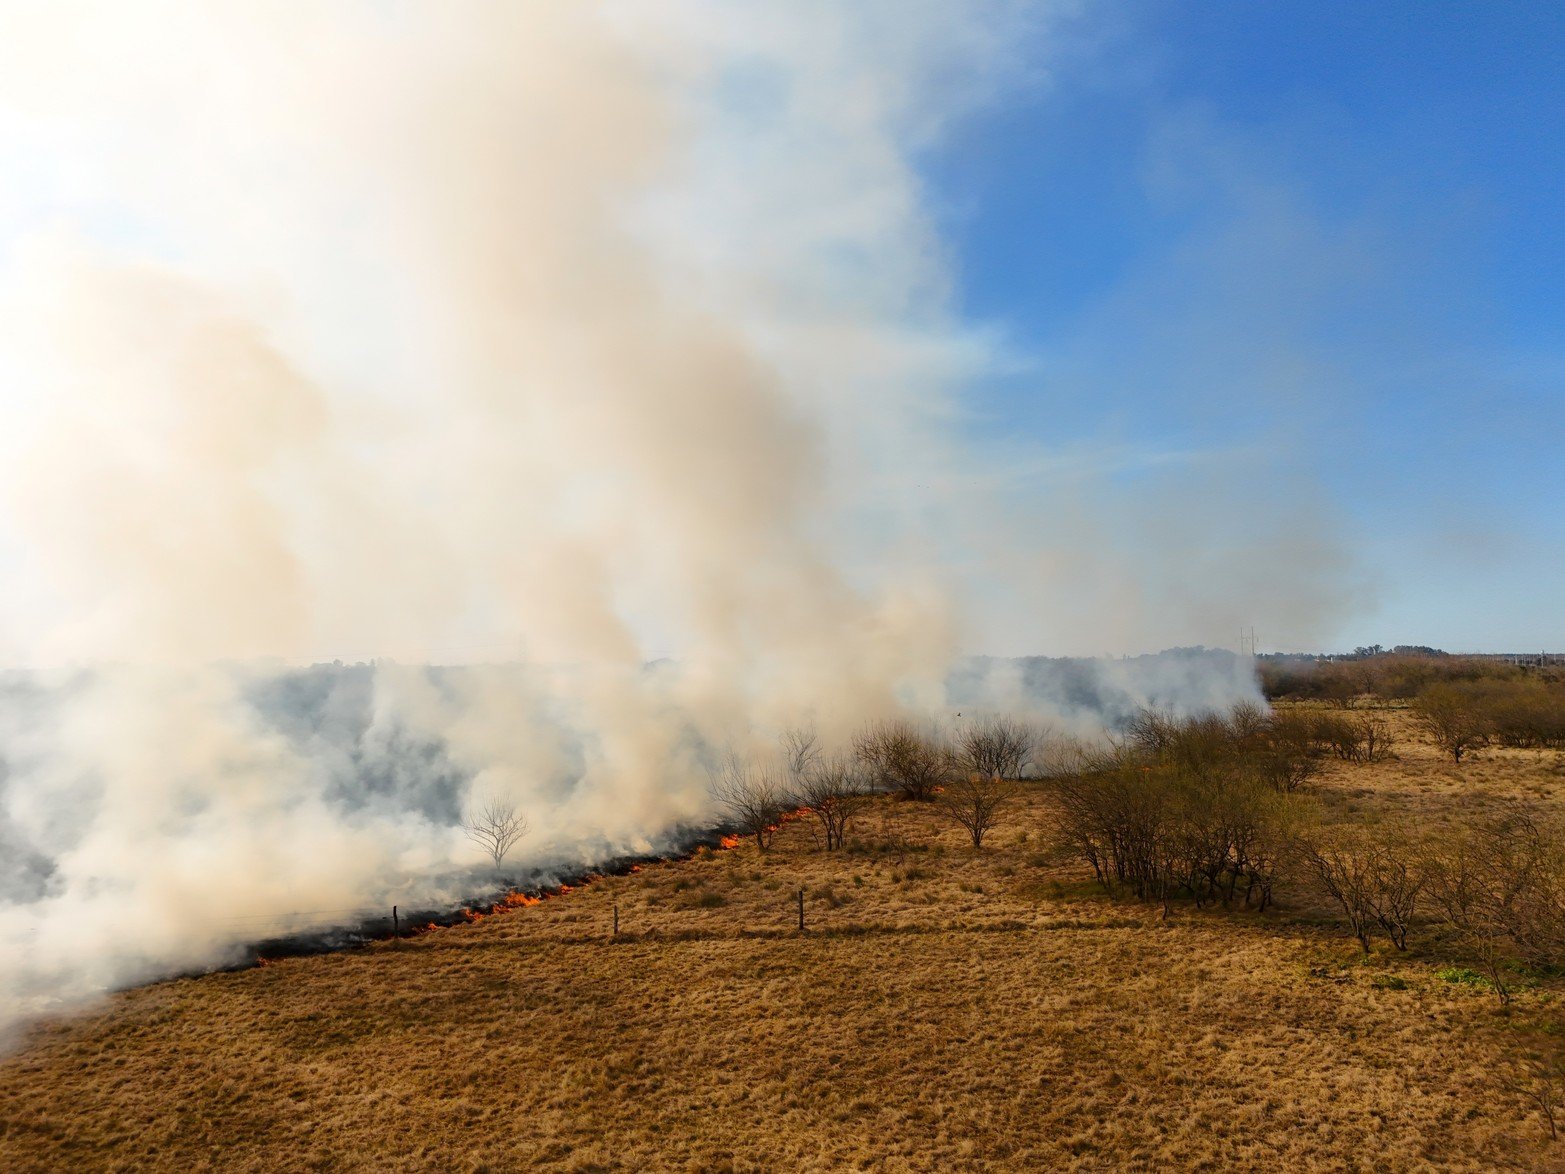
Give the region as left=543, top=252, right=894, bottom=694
left=3, top=705, right=1563, bottom=1171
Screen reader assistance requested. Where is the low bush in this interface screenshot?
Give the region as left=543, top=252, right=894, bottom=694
left=1311, top=713, right=1396, bottom=764
left=1047, top=705, right=1309, bottom=914
left=1259, top=653, right=1533, bottom=704
left=1297, top=828, right=1422, bottom=953
left=1436, top=966, right=1491, bottom=989
left=853, top=719, right=954, bottom=801
left=1414, top=684, right=1495, bottom=764
left=1424, top=814, right=1565, bottom=1002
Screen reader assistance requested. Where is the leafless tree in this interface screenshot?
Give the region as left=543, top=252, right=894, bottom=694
left=853, top=719, right=953, bottom=801
left=1424, top=814, right=1565, bottom=1002
left=854, top=719, right=918, bottom=788
left=1298, top=830, right=1422, bottom=954
left=780, top=724, right=822, bottom=788
left=708, top=750, right=791, bottom=851
left=464, top=794, right=530, bottom=868
left=941, top=771, right=1019, bottom=848
left=956, top=715, right=1043, bottom=779
left=1504, top=1050, right=1565, bottom=1141
left=1297, top=834, right=1380, bottom=953
left=1313, top=713, right=1397, bottom=764
left=796, top=754, right=874, bottom=850
left=1414, top=684, right=1492, bottom=763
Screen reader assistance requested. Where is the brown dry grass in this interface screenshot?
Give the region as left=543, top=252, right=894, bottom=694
left=4, top=703, right=1565, bottom=1171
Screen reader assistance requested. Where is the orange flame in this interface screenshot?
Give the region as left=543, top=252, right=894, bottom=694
left=394, top=848, right=676, bottom=943
left=719, top=834, right=743, bottom=850
left=494, top=890, right=541, bottom=910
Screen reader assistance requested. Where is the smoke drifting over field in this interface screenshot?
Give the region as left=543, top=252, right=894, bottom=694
left=0, top=4, right=1279, bottom=1033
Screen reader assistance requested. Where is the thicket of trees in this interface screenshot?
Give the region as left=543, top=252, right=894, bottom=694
left=1257, top=652, right=1561, bottom=704
left=1047, top=705, right=1306, bottom=914
left=1423, top=814, right=1565, bottom=1002
left=1412, top=680, right=1565, bottom=759
left=1035, top=702, right=1565, bottom=998
left=701, top=694, right=1565, bottom=1001
left=1259, top=654, right=1565, bottom=760
left=708, top=717, right=1046, bottom=855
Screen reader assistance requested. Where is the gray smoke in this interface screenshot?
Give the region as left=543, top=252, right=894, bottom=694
left=0, top=4, right=1296, bottom=1038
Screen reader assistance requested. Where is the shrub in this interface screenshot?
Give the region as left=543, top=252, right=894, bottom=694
left=939, top=771, right=1020, bottom=848
left=1414, top=684, right=1493, bottom=764
left=1424, top=814, right=1565, bottom=1003
left=1047, top=706, right=1307, bottom=914
left=955, top=715, right=1045, bottom=779
left=1312, top=713, right=1395, bottom=764
left=674, top=888, right=727, bottom=911
left=853, top=719, right=954, bottom=801
left=1358, top=715, right=1397, bottom=763
left=796, top=754, right=874, bottom=851
left=1297, top=829, right=1422, bottom=953
left=810, top=885, right=848, bottom=908
left=1436, top=966, right=1490, bottom=988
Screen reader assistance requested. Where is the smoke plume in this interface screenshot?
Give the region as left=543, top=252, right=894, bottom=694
left=0, top=3, right=1281, bottom=1035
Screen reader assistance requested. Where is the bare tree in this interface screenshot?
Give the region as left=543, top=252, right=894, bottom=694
left=854, top=719, right=918, bottom=789
left=796, top=754, right=874, bottom=850
left=854, top=719, right=953, bottom=801
left=1297, top=834, right=1380, bottom=954
left=1298, top=830, right=1423, bottom=954
left=941, top=771, right=1020, bottom=848
left=1504, top=1050, right=1565, bottom=1141
left=464, top=794, right=530, bottom=868
left=956, top=715, right=1042, bottom=780
left=1414, top=684, right=1492, bottom=764
left=780, top=724, right=822, bottom=788
left=1424, top=814, right=1565, bottom=1003
left=708, top=750, right=791, bottom=852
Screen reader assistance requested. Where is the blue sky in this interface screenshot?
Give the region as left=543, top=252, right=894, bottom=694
left=924, top=1, right=1563, bottom=651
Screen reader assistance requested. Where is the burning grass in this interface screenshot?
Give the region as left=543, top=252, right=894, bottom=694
left=3, top=702, right=1565, bottom=1170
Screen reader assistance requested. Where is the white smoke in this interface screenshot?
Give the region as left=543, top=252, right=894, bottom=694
left=0, top=2, right=1285, bottom=1036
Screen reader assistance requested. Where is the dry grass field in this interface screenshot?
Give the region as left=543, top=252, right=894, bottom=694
left=4, top=702, right=1565, bottom=1171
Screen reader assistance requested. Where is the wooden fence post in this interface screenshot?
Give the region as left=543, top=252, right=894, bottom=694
left=612, top=902, right=619, bottom=938
left=392, top=904, right=399, bottom=948
left=797, top=887, right=805, bottom=933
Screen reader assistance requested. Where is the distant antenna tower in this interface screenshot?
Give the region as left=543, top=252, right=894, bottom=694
left=1238, top=626, right=1258, bottom=658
